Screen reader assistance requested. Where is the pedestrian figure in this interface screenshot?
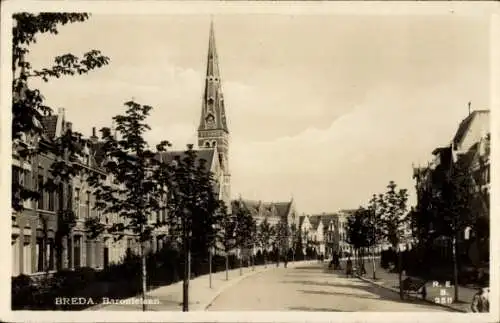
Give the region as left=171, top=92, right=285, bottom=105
left=346, top=257, right=353, bottom=278
left=335, top=254, right=341, bottom=270
left=471, top=287, right=489, bottom=313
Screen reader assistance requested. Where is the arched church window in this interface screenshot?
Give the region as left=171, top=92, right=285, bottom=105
left=212, top=141, right=217, bottom=147
left=205, top=141, right=211, bottom=148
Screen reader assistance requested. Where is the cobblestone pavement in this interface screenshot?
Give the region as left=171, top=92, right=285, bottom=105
left=207, top=263, right=454, bottom=311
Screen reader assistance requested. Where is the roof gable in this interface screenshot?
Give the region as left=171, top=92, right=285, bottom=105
left=453, top=110, right=490, bottom=149
left=156, top=148, right=215, bottom=171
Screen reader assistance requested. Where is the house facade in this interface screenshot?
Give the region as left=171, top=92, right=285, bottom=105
left=412, top=109, right=490, bottom=264
left=11, top=21, right=231, bottom=277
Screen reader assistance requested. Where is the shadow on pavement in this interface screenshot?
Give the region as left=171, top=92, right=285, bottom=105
left=297, top=289, right=380, bottom=300
left=281, top=269, right=453, bottom=310
left=288, top=306, right=345, bottom=312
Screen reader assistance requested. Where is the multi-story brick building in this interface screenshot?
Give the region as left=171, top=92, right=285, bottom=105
left=412, top=109, right=490, bottom=263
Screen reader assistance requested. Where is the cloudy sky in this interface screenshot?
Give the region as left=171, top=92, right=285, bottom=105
left=26, top=12, right=490, bottom=214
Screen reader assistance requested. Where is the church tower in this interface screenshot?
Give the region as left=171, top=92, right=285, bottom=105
left=198, top=20, right=231, bottom=211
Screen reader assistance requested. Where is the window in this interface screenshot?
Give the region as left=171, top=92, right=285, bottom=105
left=47, top=239, right=54, bottom=270
left=57, top=184, right=64, bottom=211
left=48, top=190, right=55, bottom=211
left=36, top=238, right=44, bottom=272
left=87, top=192, right=91, bottom=218
left=67, top=238, right=73, bottom=269
left=37, top=175, right=44, bottom=210
left=80, top=190, right=88, bottom=219
left=74, top=188, right=80, bottom=218
left=74, top=236, right=81, bottom=268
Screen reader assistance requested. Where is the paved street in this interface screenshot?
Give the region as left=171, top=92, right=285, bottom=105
left=207, top=262, right=454, bottom=311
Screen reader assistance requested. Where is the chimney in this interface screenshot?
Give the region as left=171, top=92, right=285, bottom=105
left=90, top=126, right=98, bottom=143
left=55, top=108, right=65, bottom=137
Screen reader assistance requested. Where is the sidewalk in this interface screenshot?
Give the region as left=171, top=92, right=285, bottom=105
left=86, top=260, right=316, bottom=311
left=352, top=259, right=476, bottom=313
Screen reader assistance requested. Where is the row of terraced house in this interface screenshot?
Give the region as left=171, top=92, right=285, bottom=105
left=11, top=110, right=175, bottom=277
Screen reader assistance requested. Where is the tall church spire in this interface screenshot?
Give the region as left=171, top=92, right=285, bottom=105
left=198, top=19, right=228, bottom=133
left=197, top=18, right=231, bottom=211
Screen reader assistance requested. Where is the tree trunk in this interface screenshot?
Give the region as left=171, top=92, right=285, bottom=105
left=398, top=246, right=403, bottom=300
left=252, top=254, right=255, bottom=271
left=140, top=241, right=147, bottom=311
left=452, top=235, right=459, bottom=302
left=209, top=248, right=212, bottom=288
left=239, top=254, right=243, bottom=276
left=371, top=245, right=377, bottom=280
left=182, top=232, right=189, bottom=312
left=225, top=253, right=229, bottom=281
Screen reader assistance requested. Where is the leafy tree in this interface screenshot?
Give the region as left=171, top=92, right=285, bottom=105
left=295, top=228, right=305, bottom=261
left=378, top=181, right=409, bottom=299
left=289, top=222, right=298, bottom=261
left=12, top=13, right=109, bottom=278
left=232, top=200, right=257, bottom=273
left=257, top=218, right=273, bottom=267
left=275, top=220, right=289, bottom=266
left=367, top=194, right=385, bottom=279
left=12, top=13, right=109, bottom=211
left=87, top=101, right=170, bottom=311
left=434, top=149, right=477, bottom=302
left=217, top=202, right=236, bottom=280
left=346, top=206, right=373, bottom=273
left=165, top=144, right=223, bottom=311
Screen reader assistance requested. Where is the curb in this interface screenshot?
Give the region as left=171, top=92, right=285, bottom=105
left=200, top=266, right=268, bottom=310
left=356, top=275, right=468, bottom=313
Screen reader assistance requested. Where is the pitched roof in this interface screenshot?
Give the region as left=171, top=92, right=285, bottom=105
left=309, top=213, right=337, bottom=228
left=240, top=200, right=261, bottom=217
left=156, top=148, right=215, bottom=171
left=274, top=202, right=291, bottom=219
left=298, top=215, right=305, bottom=227
left=453, top=110, right=489, bottom=148
left=308, top=215, right=322, bottom=230
left=40, top=115, right=58, bottom=138
left=90, top=141, right=106, bottom=167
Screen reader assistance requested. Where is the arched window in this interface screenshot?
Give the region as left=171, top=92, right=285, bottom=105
left=205, top=141, right=211, bottom=148
left=212, top=141, right=217, bottom=147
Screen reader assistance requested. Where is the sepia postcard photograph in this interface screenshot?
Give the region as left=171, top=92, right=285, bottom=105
left=1, top=1, right=498, bottom=322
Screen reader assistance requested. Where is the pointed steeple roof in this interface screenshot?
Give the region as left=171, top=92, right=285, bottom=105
left=206, top=19, right=220, bottom=79
left=198, top=19, right=229, bottom=133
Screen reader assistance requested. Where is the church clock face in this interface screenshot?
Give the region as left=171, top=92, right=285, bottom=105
left=205, top=114, right=215, bottom=129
